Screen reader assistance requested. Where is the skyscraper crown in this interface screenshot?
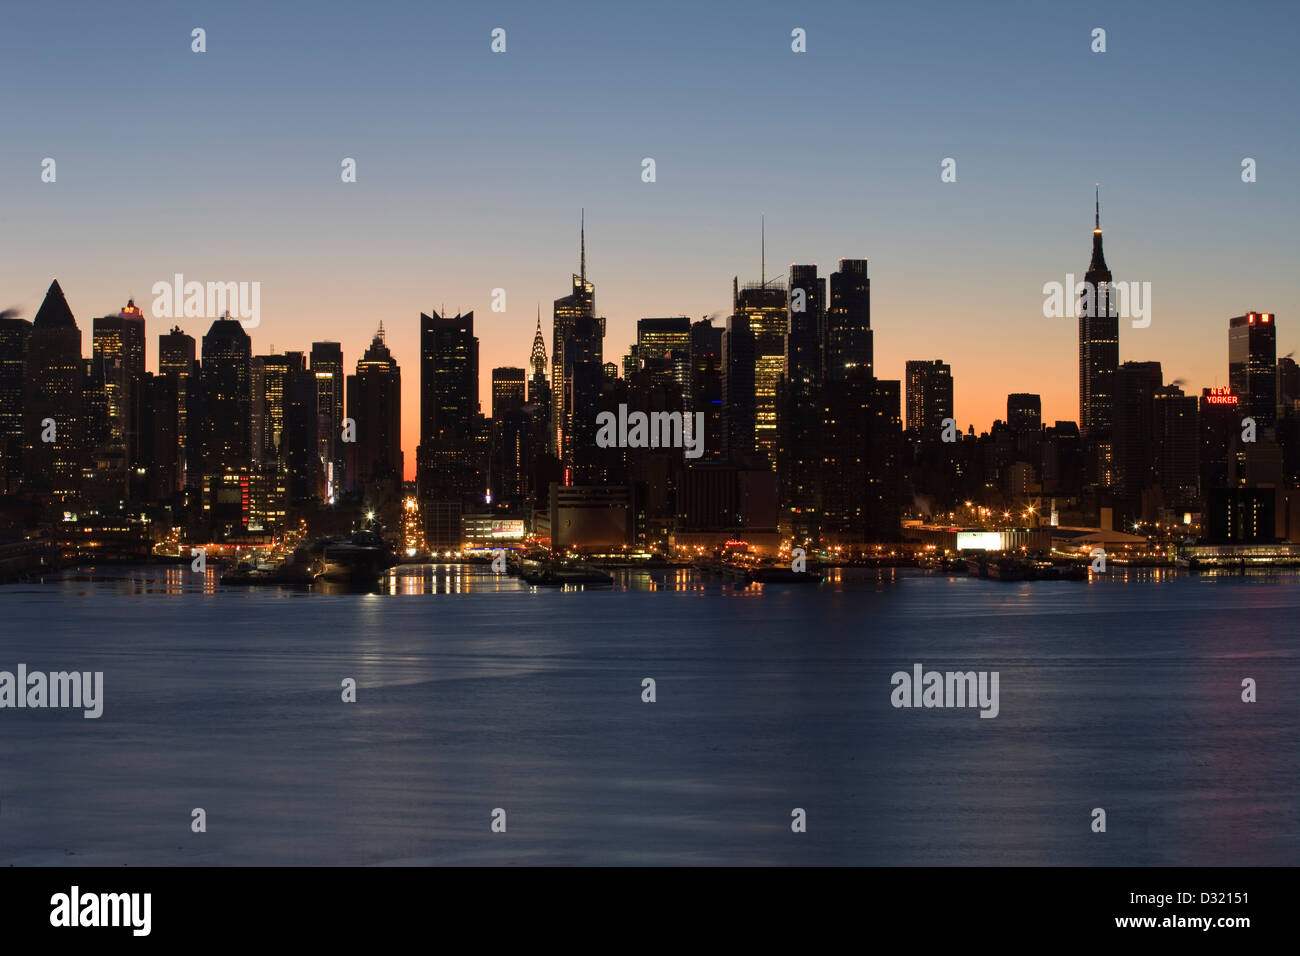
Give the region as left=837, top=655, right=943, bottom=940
left=33, top=279, right=77, bottom=329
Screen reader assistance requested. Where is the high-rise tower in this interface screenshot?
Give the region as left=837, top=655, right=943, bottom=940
left=1229, top=312, right=1277, bottom=428
left=23, top=280, right=85, bottom=501
left=551, top=212, right=604, bottom=480
left=0, top=314, right=33, bottom=491
left=1079, top=188, right=1119, bottom=435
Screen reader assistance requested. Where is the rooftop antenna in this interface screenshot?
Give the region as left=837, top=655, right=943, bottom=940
left=1095, top=183, right=1100, bottom=229
left=580, top=208, right=586, bottom=284
left=761, top=214, right=765, bottom=286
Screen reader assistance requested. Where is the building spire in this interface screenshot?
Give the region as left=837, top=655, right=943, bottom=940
left=1086, top=184, right=1111, bottom=283
left=761, top=214, right=765, bottom=286
left=580, top=208, right=586, bottom=284
left=530, top=304, right=547, bottom=374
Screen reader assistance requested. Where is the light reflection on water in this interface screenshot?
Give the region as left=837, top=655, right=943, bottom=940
left=1, top=565, right=1296, bottom=866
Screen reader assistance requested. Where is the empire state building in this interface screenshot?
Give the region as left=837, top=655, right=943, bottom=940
left=1078, top=189, right=1119, bottom=436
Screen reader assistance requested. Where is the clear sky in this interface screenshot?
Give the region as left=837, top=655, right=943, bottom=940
left=3, top=0, right=1297, bottom=479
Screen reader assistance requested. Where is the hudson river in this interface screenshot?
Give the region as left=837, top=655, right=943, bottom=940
left=1, top=565, right=1296, bottom=865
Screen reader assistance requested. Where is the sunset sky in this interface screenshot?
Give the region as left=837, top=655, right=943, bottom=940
left=3, top=0, right=1297, bottom=479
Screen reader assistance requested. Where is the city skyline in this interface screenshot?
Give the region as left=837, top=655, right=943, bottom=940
left=4, top=1, right=1298, bottom=479
left=4, top=194, right=1294, bottom=482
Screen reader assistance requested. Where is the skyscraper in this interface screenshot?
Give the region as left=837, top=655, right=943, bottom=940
left=1006, top=393, right=1042, bottom=432
left=732, top=279, right=787, bottom=469
left=781, top=264, right=825, bottom=542
left=310, top=342, right=345, bottom=502
left=1152, top=386, right=1200, bottom=511
left=199, top=316, right=253, bottom=475
left=255, top=353, right=295, bottom=465
left=346, top=324, right=403, bottom=494
left=491, top=367, right=526, bottom=419
left=636, top=317, right=691, bottom=391
left=158, top=326, right=196, bottom=488
left=904, top=360, right=953, bottom=438
left=1229, top=312, right=1277, bottom=428
left=551, top=213, right=600, bottom=469
left=722, top=306, right=757, bottom=464
left=1113, top=360, right=1163, bottom=522
left=417, top=310, right=481, bottom=504
left=1079, top=190, right=1119, bottom=435
left=527, top=313, right=551, bottom=452
left=0, top=315, right=33, bottom=492
left=826, top=259, right=872, bottom=381
left=92, top=299, right=146, bottom=471
left=23, top=280, right=84, bottom=501
left=689, top=318, right=724, bottom=461
left=284, top=361, right=322, bottom=504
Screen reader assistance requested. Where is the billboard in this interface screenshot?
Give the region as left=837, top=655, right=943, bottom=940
left=956, top=531, right=1002, bottom=551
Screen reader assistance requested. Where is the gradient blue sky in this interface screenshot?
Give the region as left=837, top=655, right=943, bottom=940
left=3, top=0, right=1297, bottom=475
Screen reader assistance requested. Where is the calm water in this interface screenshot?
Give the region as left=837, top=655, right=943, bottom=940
left=1, top=565, right=1297, bottom=866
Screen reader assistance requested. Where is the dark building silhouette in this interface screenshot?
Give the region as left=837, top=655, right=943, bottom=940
left=310, top=342, right=345, bottom=503
left=140, top=372, right=181, bottom=501
left=905, top=360, right=953, bottom=438
left=1113, top=361, right=1163, bottom=522
left=253, top=353, right=294, bottom=467
left=1007, top=393, right=1042, bottom=432
left=689, top=318, right=723, bottom=461
left=284, top=362, right=323, bottom=503
left=1229, top=312, right=1277, bottom=428
left=1079, top=192, right=1119, bottom=436
left=551, top=214, right=600, bottom=471
left=23, top=280, right=84, bottom=501
left=417, top=310, right=481, bottom=509
left=735, top=280, right=787, bottom=468
left=781, top=264, right=825, bottom=542
left=527, top=316, right=551, bottom=427
left=491, top=367, right=525, bottom=419
left=199, top=316, right=252, bottom=476
left=636, top=317, right=691, bottom=392
left=1279, top=355, right=1299, bottom=409
left=1200, top=386, right=1241, bottom=503
left=158, top=326, right=196, bottom=488
left=491, top=366, right=528, bottom=503
left=721, top=306, right=757, bottom=464
left=1152, top=386, right=1200, bottom=512
left=0, top=315, right=33, bottom=492
left=347, top=324, right=403, bottom=494
left=1207, top=487, right=1274, bottom=543
left=822, top=259, right=896, bottom=544
left=92, top=299, right=146, bottom=476
left=826, top=258, right=872, bottom=381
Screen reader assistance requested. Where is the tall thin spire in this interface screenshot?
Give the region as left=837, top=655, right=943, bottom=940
left=580, top=208, right=586, bottom=283
left=1095, top=184, right=1100, bottom=229
left=761, top=214, right=765, bottom=286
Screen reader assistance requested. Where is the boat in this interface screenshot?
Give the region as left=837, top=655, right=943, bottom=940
left=747, top=563, right=822, bottom=584
left=220, top=548, right=321, bottom=586
left=315, top=531, right=397, bottom=584
left=519, top=558, right=613, bottom=586
left=987, top=558, right=1026, bottom=581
